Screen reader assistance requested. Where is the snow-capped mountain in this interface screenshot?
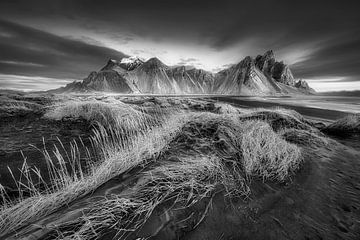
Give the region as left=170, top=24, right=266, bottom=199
left=119, top=56, right=144, bottom=71
left=55, top=51, right=315, bottom=95
left=101, top=56, right=144, bottom=72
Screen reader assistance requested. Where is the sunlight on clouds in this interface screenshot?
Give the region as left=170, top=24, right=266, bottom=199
left=0, top=74, right=75, bottom=92
left=306, top=77, right=360, bottom=92
left=278, top=49, right=313, bottom=65
left=0, top=60, right=44, bottom=67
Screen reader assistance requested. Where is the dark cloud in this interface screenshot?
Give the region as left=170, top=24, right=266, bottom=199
left=291, top=32, right=360, bottom=81
left=208, top=1, right=360, bottom=50
left=0, top=0, right=359, bottom=89
left=1, top=0, right=359, bottom=49
left=0, top=0, right=224, bottom=43
left=0, top=18, right=126, bottom=80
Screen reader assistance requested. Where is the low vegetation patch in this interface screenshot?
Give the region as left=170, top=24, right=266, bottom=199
left=26, top=112, right=305, bottom=239
left=1, top=99, right=324, bottom=239
left=0, top=100, right=186, bottom=237
left=281, top=128, right=329, bottom=147
left=214, top=102, right=246, bottom=115
left=0, top=98, right=43, bottom=119
left=239, top=107, right=313, bottom=132
left=323, top=113, right=360, bottom=136
left=241, top=121, right=302, bottom=181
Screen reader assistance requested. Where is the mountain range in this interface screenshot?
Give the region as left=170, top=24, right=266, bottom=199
left=54, top=50, right=315, bottom=95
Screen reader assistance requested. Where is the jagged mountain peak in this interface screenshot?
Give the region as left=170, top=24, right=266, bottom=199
left=238, top=56, right=254, bottom=67
left=120, top=56, right=142, bottom=64
left=144, top=57, right=167, bottom=68
left=253, top=50, right=295, bottom=86
left=54, top=50, right=314, bottom=95
left=101, top=56, right=144, bottom=72
left=101, top=58, right=120, bottom=71
left=255, top=50, right=275, bottom=73
left=263, top=50, right=275, bottom=58
left=119, top=56, right=144, bottom=71
left=295, top=79, right=316, bottom=93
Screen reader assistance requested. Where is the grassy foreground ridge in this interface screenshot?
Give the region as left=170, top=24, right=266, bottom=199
left=0, top=96, right=336, bottom=239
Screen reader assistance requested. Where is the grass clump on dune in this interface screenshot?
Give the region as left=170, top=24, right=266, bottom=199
left=40, top=112, right=305, bottom=239
left=0, top=99, right=43, bottom=118
left=0, top=101, right=313, bottom=239
left=241, top=121, right=302, bottom=181
left=54, top=156, right=222, bottom=239
left=214, top=102, right=247, bottom=115
left=280, top=128, right=329, bottom=147
left=167, top=113, right=303, bottom=183
left=44, top=99, right=178, bottom=148
left=240, top=107, right=313, bottom=132
left=0, top=100, right=186, bottom=237
left=45, top=99, right=172, bottom=130
left=323, top=113, right=360, bottom=136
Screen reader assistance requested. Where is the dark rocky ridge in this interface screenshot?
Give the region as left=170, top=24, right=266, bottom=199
left=255, top=50, right=295, bottom=86
left=54, top=51, right=314, bottom=95
left=295, top=79, right=316, bottom=93
left=102, top=57, right=144, bottom=72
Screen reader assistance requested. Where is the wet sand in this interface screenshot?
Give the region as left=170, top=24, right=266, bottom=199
left=211, top=96, right=357, bottom=122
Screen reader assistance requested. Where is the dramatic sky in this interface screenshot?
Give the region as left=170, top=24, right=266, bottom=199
left=0, top=0, right=359, bottom=91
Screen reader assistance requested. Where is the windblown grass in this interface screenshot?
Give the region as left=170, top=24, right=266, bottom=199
left=0, top=99, right=42, bottom=118
left=45, top=99, right=171, bottom=130
left=0, top=100, right=315, bottom=239
left=241, top=121, right=302, bottom=181
left=36, top=112, right=304, bottom=239
left=0, top=100, right=186, bottom=236
left=55, top=156, right=221, bottom=239
left=323, top=113, right=360, bottom=135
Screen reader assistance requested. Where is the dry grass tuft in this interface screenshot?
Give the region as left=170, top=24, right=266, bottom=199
left=0, top=99, right=320, bottom=239
left=241, top=121, right=302, bottom=181
left=239, top=107, right=313, bottom=132
left=214, top=103, right=247, bottom=115
left=0, top=100, right=186, bottom=237
left=323, top=113, right=360, bottom=135
left=42, top=113, right=305, bottom=239
left=280, top=128, right=329, bottom=147
left=0, top=99, right=43, bottom=118
left=54, top=156, right=221, bottom=239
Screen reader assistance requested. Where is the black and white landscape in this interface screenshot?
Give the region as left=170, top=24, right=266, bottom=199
left=0, top=1, right=360, bottom=240
left=55, top=50, right=314, bottom=95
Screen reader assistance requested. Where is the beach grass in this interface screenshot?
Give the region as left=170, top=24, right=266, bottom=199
left=0, top=100, right=320, bottom=239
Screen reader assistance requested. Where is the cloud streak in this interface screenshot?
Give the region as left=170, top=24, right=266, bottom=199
left=290, top=34, right=360, bottom=81
left=0, top=74, right=73, bottom=91
left=0, top=18, right=127, bottom=80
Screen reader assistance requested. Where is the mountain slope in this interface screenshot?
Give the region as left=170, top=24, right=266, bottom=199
left=57, top=69, right=138, bottom=93
left=124, top=58, right=177, bottom=94
left=54, top=51, right=314, bottom=95
left=213, top=56, right=283, bottom=95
